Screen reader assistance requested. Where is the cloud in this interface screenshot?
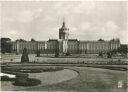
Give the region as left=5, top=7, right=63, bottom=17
left=17, top=10, right=34, bottom=22
left=9, top=30, right=18, bottom=35
left=19, top=8, right=43, bottom=22
left=73, top=1, right=96, bottom=14
left=106, top=21, right=119, bottom=31
left=117, top=30, right=128, bottom=44
left=2, top=1, right=127, bottom=44
left=69, top=20, right=123, bottom=41
left=4, top=8, right=43, bottom=23
left=79, top=22, right=91, bottom=30
left=69, top=22, right=91, bottom=37
left=1, top=29, right=27, bottom=40
left=33, top=8, right=43, bottom=18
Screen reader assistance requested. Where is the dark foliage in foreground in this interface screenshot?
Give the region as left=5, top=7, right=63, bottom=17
left=13, top=78, right=41, bottom=86
left=1, top=76, right=15, bottom=81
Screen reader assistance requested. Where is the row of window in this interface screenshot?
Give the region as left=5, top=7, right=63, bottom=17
left=12, top=44, right=45, bottom=50
left=79, top=43, right=119, bottom=50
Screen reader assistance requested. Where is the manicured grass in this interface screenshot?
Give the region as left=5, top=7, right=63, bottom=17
left=1, top=54, right=128, bottom=65
left=25, top=67, right=127, bottom=92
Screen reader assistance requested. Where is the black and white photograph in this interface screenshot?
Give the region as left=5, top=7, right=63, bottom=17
left=0, top=0, right=128, bottom=92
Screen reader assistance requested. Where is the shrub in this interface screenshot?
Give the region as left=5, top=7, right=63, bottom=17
left=1, top=76, right=15, bottom=81
left=13, top=78, right=41, bottom=86
left=66, top=52, right=70, bottom=56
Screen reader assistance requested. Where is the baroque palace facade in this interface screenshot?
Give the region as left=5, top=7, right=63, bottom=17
left=11, top=20, right=120, bottom=54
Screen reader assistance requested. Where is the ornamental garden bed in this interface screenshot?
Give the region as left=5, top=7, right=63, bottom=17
left=13, top=78, right=41, bottom=86
left=2, top=66, right=63, bottom=73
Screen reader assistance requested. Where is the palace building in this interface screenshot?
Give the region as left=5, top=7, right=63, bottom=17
left=11, top=20, right=120, bottom=54
left=12, top=39, right=47, bottom=54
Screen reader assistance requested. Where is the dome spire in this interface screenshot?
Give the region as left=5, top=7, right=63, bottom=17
left=59, top=18, right=69, bottom=40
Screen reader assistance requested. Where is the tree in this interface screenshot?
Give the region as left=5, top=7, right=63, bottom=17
left=98, top=38, right=104, bottom=41
left=36, top=50, right=41, bottom=57
left=55, top=41, right=59, bottom=57
left=99, top=51, right=103, bottom=57
left=21, top=48, right=29, bottom=63
left=107, top=52, right=112, bottom=58
left=66, top=51, right=70, bottom=56
left=55, top=49, right=59, bottom=57
left=31, top=38, right=36, bottom=42
left=1, top=38, right=12, bottom=53
left=118, top=45, right=127, bottom=57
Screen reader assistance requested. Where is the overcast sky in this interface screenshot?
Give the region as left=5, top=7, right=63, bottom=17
left=1, top=1, right=128, bottom=44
